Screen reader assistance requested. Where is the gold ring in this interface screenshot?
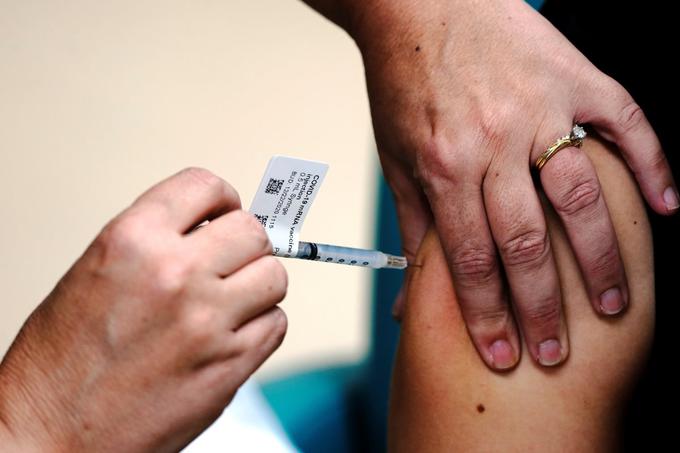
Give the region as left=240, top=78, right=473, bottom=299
left=535, top=125, right=587, bottom=171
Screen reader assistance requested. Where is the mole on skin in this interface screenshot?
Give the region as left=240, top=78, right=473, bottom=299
left=476, top=404, right=485, bottom=413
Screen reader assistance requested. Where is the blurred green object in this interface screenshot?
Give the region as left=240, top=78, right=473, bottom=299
left=260, top=4, right=546, bottom=450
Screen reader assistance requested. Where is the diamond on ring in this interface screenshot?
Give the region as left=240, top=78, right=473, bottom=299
left=535, top=124, right=587, bottom=171
left=571, top=125, right=587, bottom=143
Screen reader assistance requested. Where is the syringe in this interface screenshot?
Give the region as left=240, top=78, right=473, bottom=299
left=292, top=241, right=407, bottom=270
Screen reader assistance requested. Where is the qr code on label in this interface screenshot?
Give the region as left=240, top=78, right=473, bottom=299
left=254, top=214, right=268, bottom=227
left=265, top=178, right=284, bottom=195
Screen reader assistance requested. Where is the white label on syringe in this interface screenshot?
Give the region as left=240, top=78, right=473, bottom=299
left=249, top=156, right=328, bottom=258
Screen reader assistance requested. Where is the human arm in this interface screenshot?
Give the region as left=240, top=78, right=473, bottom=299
left=0, top=168, right=288, bottom=452
left=301, top=0, right=673, bottom=369
left=388, top=136, right=654, bottom=451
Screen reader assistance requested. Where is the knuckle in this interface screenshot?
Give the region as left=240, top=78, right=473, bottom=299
left=234, top=209, right=267, bottom=233
left=467, top=304, right=512, bottom=331
left=256, top=309, right=288, bottom=355
left=554, top=178, right=601, bottom=216
left=269, top=308, right=288, bottom=344
left=217, top=327, right=245, bottom=360
left=521, top=299, right=561, bottom=329
left=180, top=306, right=220, bottom=348
left=221, top=329, right=241, bottom=355
left=642, top=148, right=668, bottom=175
left=261, top=257, right=288, bottom=301
left=586, top=242, right=620, bottom=278
left=500, top=229, right=549, bottom=268
left=252, top=226, right=273, bottom=255
left=149, top=259, right=191, bottom=299
left=450, top=243, right=498, bottom=287
left=616, top=100, right=645, bottom=134
left=181, top=167, right=231, bottom=200
left=230, top=210, right=272, bottom=249
left=478, top=108, right=514, bottom=151
left=181, top=167, right=222, bottom=188
left=255, top=231, right=274, bottom=256
left=414, top=133, right=459, bottom=184
left=218, top=179, right=240, bottom=206
left=93, top=214, right=147, bottom=261
left=232, top=212, right=272, bottom=254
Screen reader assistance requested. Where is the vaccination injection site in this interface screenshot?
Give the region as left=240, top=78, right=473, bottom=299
left=1, top=0, right=677, bottom=451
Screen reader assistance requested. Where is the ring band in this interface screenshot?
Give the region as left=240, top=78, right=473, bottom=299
left=535, top=125, right=587, bottom=171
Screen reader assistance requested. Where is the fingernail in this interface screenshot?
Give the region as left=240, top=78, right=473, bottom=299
left=538, top=339, right=563, bottom=366
left=663, top=187, right=680, bottom=212
left=489, top=339, right=516, bottom=370
left=600, top=287, right=625, bottom=315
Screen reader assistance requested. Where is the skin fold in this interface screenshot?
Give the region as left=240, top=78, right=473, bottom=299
left=389, top=137, right=654, bottom=452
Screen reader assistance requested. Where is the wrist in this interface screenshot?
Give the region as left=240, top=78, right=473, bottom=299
left=336, top=0, right=459, bottom=58
left=334, top=0, right=524, bottom=53
left=0, top=333, right=77, bottom=452
left=0, top=369, right=46, bottom=452
left=301, top=0, right=415, bottom=43
left=0, top=414, right=17, bottom=450
left=0, top=422, right=42, bottom=453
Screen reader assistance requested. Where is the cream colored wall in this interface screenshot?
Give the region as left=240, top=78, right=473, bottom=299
left=0, top=0, right=377, bottom=378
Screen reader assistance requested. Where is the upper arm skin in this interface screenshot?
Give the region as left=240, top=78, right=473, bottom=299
left=388, top=137, right=654, bottom=452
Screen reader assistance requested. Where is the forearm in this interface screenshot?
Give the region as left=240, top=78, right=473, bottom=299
left=301, top=0, right=451, bottom=41
left=301, top=0, right=526, bottom=42
left=0, top=314, right=76, bottom=452
left=0, top=280, right=133, bottom=452
left=0, top=352, right=52, bottom=452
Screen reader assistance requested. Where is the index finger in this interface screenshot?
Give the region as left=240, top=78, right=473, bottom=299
left=580, top=76, right=678, bottom=215
left=425, top=173, right=520, bottom=371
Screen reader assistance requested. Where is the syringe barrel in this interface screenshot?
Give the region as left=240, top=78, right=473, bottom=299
left=295, top=242, right=406, bottom=269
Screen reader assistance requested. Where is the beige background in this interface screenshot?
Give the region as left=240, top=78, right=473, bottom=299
left=0, top=0, right=377, bottom=378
